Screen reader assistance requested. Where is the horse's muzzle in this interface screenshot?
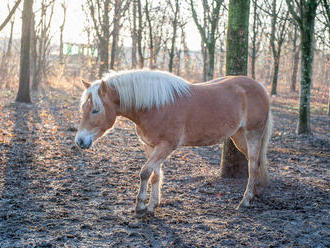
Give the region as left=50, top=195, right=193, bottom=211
left=76, top=137, right=92, bottom=149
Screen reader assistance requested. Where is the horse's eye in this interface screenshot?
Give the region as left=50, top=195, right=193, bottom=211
left=92, top=109, right=99, bottom=114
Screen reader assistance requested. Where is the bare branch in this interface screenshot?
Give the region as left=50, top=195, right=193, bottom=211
left=0, top=0, right=22, bottom=32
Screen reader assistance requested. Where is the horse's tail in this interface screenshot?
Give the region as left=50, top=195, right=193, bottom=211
left=258, top=110, right=273, bottom=186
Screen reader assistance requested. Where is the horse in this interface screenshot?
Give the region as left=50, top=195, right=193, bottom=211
left=75, top=70, right=273, bottom=215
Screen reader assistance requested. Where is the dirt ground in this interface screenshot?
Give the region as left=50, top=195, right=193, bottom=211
left=0, top=83, right=329, bottom=248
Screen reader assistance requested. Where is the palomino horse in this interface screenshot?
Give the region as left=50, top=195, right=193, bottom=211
left=75, top=70, right=272, bottom=215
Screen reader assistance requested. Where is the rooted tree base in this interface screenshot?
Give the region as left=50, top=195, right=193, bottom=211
left=220, top=138, right=248, bottom=178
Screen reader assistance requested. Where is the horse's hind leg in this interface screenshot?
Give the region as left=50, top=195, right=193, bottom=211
left=230, top=128, right=248, bottom=158
left=231, top=128, right=268, bottom=195
left=237, top=131, right=263, bottom=209
left=136, top=142, right=173, bottom=215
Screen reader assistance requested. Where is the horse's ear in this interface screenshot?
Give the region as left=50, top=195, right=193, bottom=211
left=81, top=79, right=91, bottom=89
left=98, top=80, right=108, bottom=97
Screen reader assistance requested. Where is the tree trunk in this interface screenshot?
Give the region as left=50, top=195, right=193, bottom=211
left=168, top=0, right=179, bottom=73
left=110, top=0, right=122, bottom=70
left=30, top=14, right=38, bottom=91
left=98, top=37, right=109, bottom=77
left=206, top=45, right=215, bottom=80
left=110, top=24, right=119, bottom=70
left=16, top=0, right=33, bottom=103
left=145, top=0, right=154, bottom=69
left=137, top=0, right=144, bottom=68
left=251, top=0, right=258, bottom=79
left=290, top=27, right=299, bottom=92
left=98, top=0, right=110, bottom=77
left=271, top=55, right=280, bottom=95
left=219, top=39, right=225, bottom=76
left=59, top=2, right=66, bottom=64
left=297, top=3, right=317, bottom=135
left=59, top=28, right=64, bottom=63
left=131, top=0, right=137, bottom=68
left=202, top=43, right=208, bottom=81
left=6, top=19, right=15, bottom=57
left=327, top=87, right=330, bottom=116
left=220, top=0, right=250, bottom=178
left=168, top=28, right=177, bottom=72
left=297, top=31, right=313, bottom=134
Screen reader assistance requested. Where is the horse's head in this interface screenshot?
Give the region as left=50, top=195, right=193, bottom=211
left=75, top=80, right=119, bottom=149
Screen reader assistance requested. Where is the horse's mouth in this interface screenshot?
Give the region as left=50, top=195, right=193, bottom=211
left=75, top=137, right=93, bottom=149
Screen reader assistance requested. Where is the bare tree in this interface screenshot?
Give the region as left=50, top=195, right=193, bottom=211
left=31, top=0, right=55, bottom=91
left=0, top=0, right=22, bottom=32
left=190, top=0, right=223, bottom=81
left=131, top=0, right=167, bottom=69
left=137, top=0, right=144, bottom=68
left=109, top=0, right=130, bottom=69
left=286, top=0, right=319, bottom=134
left=250, top=0, right=264, bottom=79
left=167, top=0, right=181, bottom=72
left=86, top=0, right=110, bottom=77
left=319, top=0, right=330, bottom=115
left=320, top=0, right=330, bottom=38
left=266, top=0, right=289, bottom=95
left=16, top=0, right=33, bottom=103
left=220, top=0, right=250, bottom=178
left=290, top=20, right=300, bottom=92
left=0, top=3, right=18, bottom=87
left=129, top=0, right=138, bottom=68
left=59, top=0, right=67, bottom=63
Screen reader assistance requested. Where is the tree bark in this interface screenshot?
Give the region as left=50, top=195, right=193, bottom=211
left=98, top=37, right=109, bottom=77
left=291, top=27, right=299, bottom=92
left=250, top=0, right=258, bottom=79
left=296, top=2, right=317, bottom=135
left=286, top=0, right=318, bottom=135
left=59, top=2, right=66, bottom=63
left=110, top=22, right=119, bottom=69
left=131, top=0, right=138, bottom=68
left=207, top=45, right=215, bottom=80
left=297, top=28, right=314, bottom=134
left=220, top=0, right=250, bottom=178
left=328, top=87, right=330, bottom=116
left=99, top=0, right=110, bottom=76
left=145, top=0, right=154, bottom=69
left=168, top=0, right=179, bottom=73
left=6, top=18, right=15, bottom=57
left=137, top=0, right=144, bottom=68
left=16, top=0, right=33, bottom=103
left=271, top=55, right=280, bottom=95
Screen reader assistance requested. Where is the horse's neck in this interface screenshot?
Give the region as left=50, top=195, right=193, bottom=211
left=117, top=109, right=142, bottom=126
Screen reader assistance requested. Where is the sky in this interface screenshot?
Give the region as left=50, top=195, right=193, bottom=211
left=0, top=0, right=202, bottom=51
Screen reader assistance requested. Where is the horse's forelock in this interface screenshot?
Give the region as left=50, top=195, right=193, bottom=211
left=80, top=82, right=105, bottom=112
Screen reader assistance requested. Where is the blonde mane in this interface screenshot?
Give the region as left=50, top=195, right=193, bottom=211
left=81, top=70, right=191, bottom=111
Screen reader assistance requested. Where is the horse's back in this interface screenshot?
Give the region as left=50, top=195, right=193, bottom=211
left=192, top=76, right=270, bottom=131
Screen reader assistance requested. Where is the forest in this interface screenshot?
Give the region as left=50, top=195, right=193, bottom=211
left=0, top=0, right=329, bottom=247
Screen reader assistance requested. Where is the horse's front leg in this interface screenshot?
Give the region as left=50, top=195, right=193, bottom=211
left=136, top=142, right=173, bottom=215
left=147, top=164, right=163, bottom=213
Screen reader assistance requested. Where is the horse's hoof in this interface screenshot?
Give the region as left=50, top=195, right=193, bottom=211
left=135, top=206, right=147, bottom=216
left=236, top=200, right=249, bottom=210
left=146, top=210, right=155, bottom=217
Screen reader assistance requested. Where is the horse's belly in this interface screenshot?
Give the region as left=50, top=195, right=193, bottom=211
left=182, top=132, right=227, bottom=146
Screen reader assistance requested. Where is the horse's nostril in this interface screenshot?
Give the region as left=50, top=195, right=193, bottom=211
left=76, top=138, right=83, bottom=147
